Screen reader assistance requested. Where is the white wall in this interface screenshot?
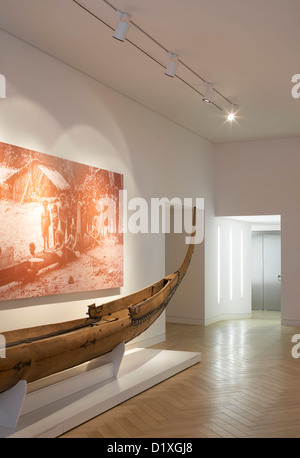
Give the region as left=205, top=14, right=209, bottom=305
left=165, top=207, right=205, bottom=325
left=215, top=137, right=300, bottom=325
left=165, top=207, right=252, bottom=325
left=0, top=29, right=215, bottom=341
left=210, top=217, right=252, bottom=323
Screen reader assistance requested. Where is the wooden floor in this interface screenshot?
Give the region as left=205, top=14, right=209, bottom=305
left=61, top=312, right=300, bottom=438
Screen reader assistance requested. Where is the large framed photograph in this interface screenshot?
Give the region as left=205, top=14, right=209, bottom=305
left=0, top=141, right=123, bottom=301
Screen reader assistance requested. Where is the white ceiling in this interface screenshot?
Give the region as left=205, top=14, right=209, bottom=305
left=0, top=0, right=300, bottom=143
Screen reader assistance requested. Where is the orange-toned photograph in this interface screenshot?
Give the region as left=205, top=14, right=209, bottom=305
left=0, top=141, right=123, bottom=301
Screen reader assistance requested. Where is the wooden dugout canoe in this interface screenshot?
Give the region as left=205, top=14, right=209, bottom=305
left=0, top=212, right=195, bottom=394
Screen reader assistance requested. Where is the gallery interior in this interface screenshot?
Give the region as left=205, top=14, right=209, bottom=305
left=0, top=0, right=300, bottom=439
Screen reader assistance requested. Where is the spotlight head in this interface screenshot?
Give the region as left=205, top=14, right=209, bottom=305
left=203, top=83, right=214, bottom=104
left=113, top=11, right=131, bottom=42
left=227, top=104, right=238, bottom=122
left=165, top=53, right=179, bottom=77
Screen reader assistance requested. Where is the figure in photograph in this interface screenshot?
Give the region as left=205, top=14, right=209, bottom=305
left=26, top=242, right=43, bottom=279
left=41, top=200, right=50, bottom=251
left=51, top=202, right=59, bottom=247
left=58, top=193, right=68, bottom=239
left=65, top=222, right=80, bottom=261
left=87, top=195, right=96, bottom=233
left=91, top=210, right=101, bottom=240
left=52, top=228, right=67, bottom=265
left=66, top=193, right=75, bottom=238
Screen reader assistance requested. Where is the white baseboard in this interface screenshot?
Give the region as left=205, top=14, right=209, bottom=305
left=281, top=319, right=300, bottom=326
left=166, top=316, right=205, bottom=325
left=205, top=313, right=252, bottom=325
left=167, top=313, right=252, bottom=326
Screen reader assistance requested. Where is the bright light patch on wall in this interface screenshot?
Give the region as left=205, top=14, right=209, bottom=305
left=229, top=227, right=233, bottom=301
left=240, top=229, right=244, bottom=299
left=217, top=226, right=221, bottom=304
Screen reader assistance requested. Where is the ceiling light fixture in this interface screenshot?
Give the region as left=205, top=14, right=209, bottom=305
left=203, top=83, right=214, bottom=104
left=165, top=53, right=179, bottom=78
left=113, top=11, right=131, bottom=41
left=227, top=104, right=238, bottom=121
left=72, top=0, right=237, bottom=117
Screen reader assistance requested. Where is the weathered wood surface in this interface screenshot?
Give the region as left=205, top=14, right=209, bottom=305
left=0, top=209, right=196, bottom=393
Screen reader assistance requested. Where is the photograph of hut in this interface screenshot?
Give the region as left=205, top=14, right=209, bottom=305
left=5, top=159, right=71, bottom=203
left=0, top=141, right=124, bottom=302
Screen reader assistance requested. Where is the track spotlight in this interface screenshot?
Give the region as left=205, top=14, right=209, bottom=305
left=227, top=104, right=237, bottom=121
left=203, top=83, right=214, bottom=104
left=113, top=11, right=131, bottom=41
left=165, top=53, right=179, bottom=77
left=73, top=1, right=236, bottom=116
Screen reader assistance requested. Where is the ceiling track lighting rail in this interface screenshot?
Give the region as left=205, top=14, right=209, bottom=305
left=72, top=0, right=237, bottom=118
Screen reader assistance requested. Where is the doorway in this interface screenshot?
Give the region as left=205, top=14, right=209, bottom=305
left=252, top=231, right=281, bottom=311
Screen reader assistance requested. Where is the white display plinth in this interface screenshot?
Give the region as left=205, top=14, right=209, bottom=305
left=0, top=380, right=27, bottom=429
left=0, top=347, right=201, bottom=438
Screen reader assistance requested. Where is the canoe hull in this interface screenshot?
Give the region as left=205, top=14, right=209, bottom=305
left=0, top=208, right=196, bottom=393
left=0, top=274, right=179, bottom=393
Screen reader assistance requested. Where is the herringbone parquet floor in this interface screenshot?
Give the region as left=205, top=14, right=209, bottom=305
left=61, top=312, right=300, bottom=438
